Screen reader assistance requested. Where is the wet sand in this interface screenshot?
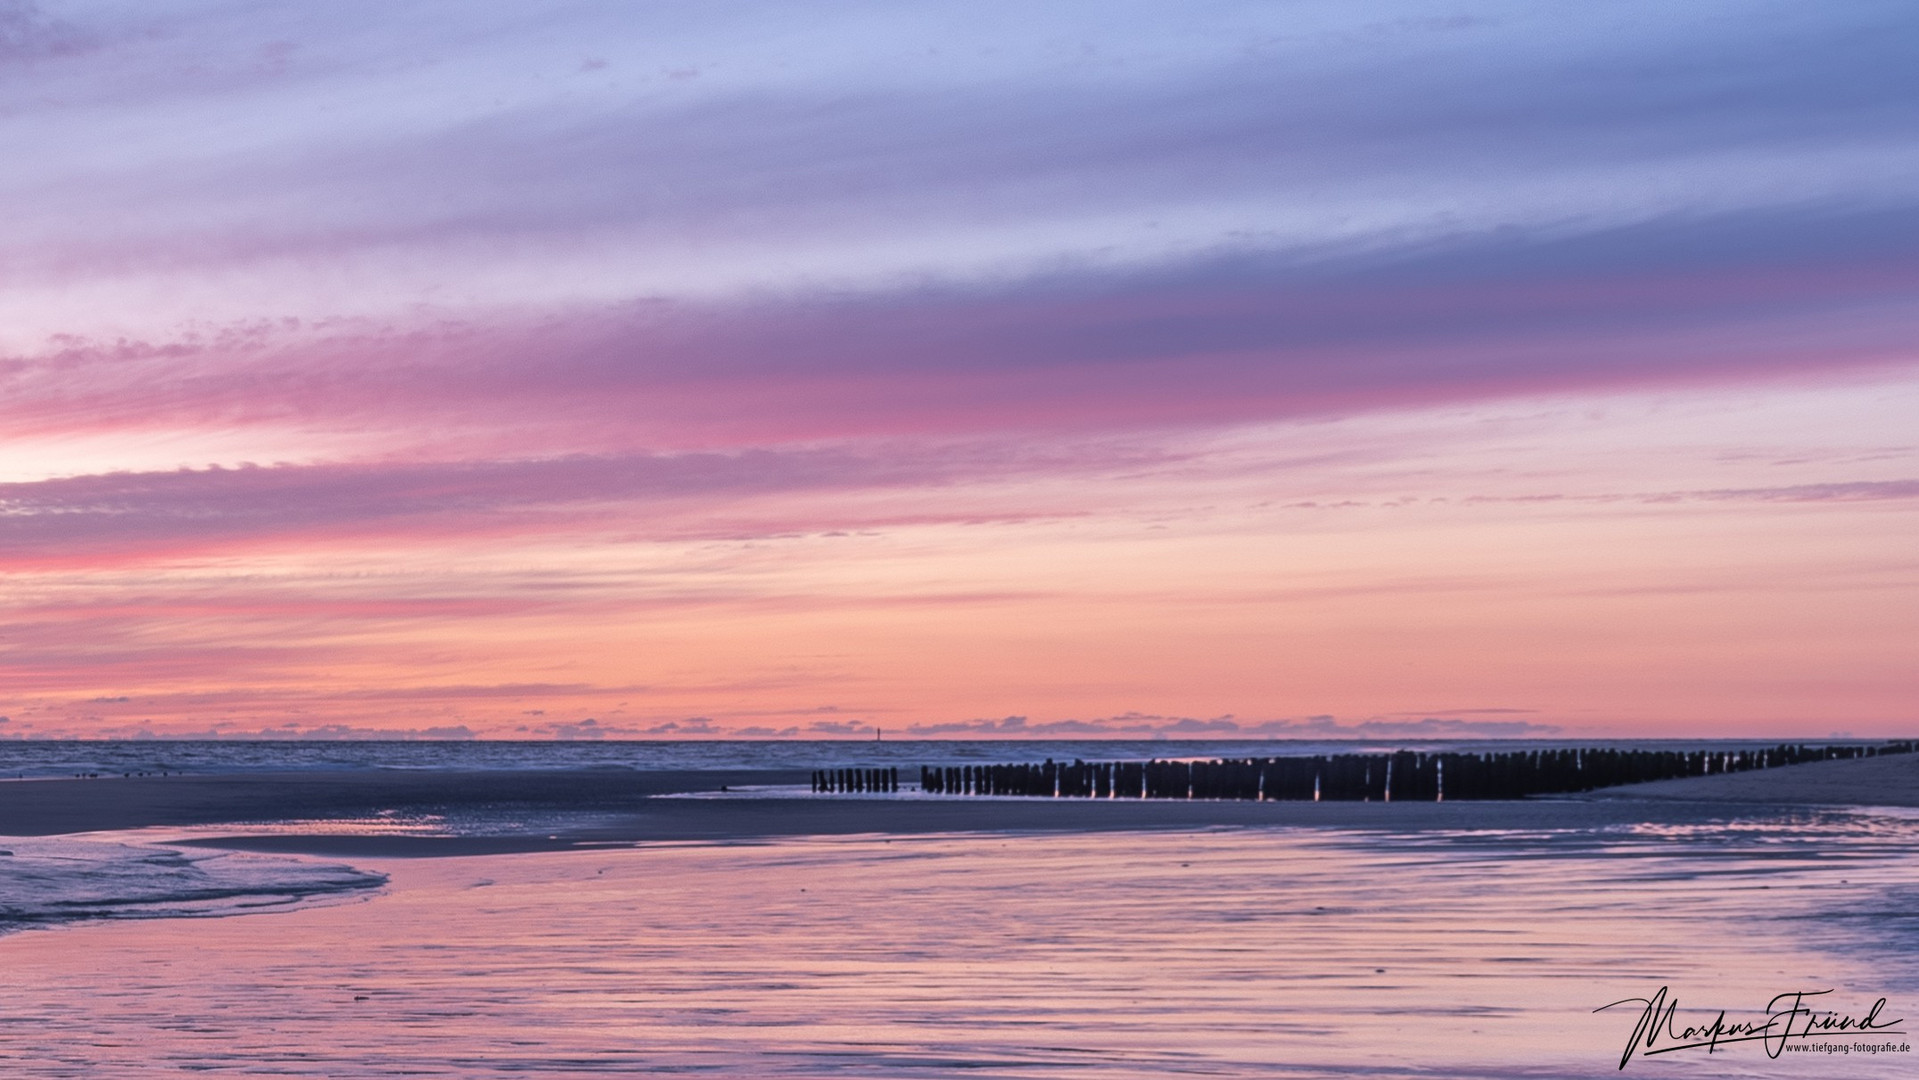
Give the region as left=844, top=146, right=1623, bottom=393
left=7, top=797, right=1916, bottom=1078
left=1587, top=748, right=1919, bottom=807
left=0, top=767, right=796, bottom=836
left=5, top=751, right=1915, bottom=856
left=6, top=756, right=1917, bottom=1077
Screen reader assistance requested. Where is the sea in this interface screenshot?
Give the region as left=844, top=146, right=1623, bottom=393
left=2, top=739, right=1916, bottom=1077
left=0, top=734, right=1869, bottom=779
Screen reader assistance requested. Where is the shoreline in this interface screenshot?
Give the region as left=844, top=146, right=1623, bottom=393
left=3, top=752, right=1917, bottom=858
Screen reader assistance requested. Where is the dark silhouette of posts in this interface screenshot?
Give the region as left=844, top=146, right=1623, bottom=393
left=879, top=740, right=1916, bottom=802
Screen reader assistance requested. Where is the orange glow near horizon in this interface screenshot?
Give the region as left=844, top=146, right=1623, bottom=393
left=6, top=376, right=1916, bottom=740
left=3, top=3, right=1916, bottom=741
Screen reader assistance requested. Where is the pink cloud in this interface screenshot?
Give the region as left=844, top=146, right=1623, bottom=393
left=0, top=447, right=1065, bottom=567
left=5, top=4, right=1916, bottom=739
left=8, top=209, right=1918, bottom=461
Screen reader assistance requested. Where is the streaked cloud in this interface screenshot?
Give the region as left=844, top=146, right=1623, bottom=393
left=2, top=0, right=1916, bottom=737
left=8, top=198, right=1917, bottom=459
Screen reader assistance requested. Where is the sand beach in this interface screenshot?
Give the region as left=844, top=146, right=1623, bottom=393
left=2, top=751, right=1916, bottom=1077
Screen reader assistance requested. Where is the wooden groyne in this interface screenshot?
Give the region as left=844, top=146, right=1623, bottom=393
left=906, top=742, right=1916, bottom=801
left=813, top=766, right=900, bottom=793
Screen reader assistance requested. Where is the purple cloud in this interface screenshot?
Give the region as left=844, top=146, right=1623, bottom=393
left=5, top=2, right=1917, bottom=453
left=0, top=444, right=1088, bottom=565
left=11, top=207, right=1917, bottom=464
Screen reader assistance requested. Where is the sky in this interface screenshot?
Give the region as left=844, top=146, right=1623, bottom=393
left=2, top=0, right=1915, bottom=740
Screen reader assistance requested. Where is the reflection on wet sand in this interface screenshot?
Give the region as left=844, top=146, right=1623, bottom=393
left=2, top=813, right=1915, bottom=1078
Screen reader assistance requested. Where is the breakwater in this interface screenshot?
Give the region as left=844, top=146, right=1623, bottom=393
left=813, top=766, right=900, bottom=793
left=906, top=742, right=1916, bottom=801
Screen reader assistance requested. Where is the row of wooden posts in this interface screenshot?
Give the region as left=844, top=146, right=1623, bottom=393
left=813, top=767, right=901, bottom=793
left=901, top=742, right=1915, bottom=802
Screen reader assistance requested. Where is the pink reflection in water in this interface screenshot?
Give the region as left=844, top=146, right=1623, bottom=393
left=0, top=824, right=1913, bottom=1077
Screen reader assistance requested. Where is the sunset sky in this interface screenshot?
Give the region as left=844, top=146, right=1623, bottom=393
left=3, top=0, right=1915, bottom=739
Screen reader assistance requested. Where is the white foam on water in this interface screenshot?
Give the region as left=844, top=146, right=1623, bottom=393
left=0, top=836, right=386, bottom=933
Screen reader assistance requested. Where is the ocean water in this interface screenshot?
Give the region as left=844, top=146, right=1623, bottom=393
left=3, top=741, right=1917, bottom=1075
left=0, top=736, right=1868, bottom=779
left=0, top=836, right=384, bottom=933
left=2, top=810, right=1917, bottom=1077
